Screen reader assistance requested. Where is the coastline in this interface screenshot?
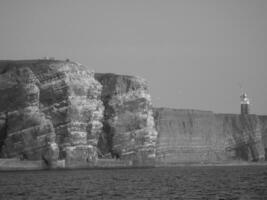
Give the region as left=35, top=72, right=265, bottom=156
left=1, top=158, right=267, bottom=171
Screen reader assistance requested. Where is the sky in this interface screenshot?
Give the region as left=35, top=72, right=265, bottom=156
left=0, top=0, right=266, bottom=114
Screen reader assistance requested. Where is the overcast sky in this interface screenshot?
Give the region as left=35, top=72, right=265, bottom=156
left=0, top=0, right=266, bottom=114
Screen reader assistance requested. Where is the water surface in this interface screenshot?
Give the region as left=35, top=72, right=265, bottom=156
left=0, top=166, right=266, bottom=199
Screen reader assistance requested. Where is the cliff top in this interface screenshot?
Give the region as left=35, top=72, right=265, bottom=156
left=0, top=59, right=95, bottom=75
left=154, top=107, right=213, bottom=114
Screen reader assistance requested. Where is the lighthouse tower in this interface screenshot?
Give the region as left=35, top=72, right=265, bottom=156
left=240, top=93, right=250, bottom=115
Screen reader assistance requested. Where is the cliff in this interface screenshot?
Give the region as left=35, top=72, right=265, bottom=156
left=259, top=115, right=267, bottom=156
left=95, top=73, right=158, bottom=166
left=0, top=60, right=104, bottom=167
left=0, top=60, right=158, bottom=168
left=1, top=59, right=267, bottom=168
left=154, top=108, right=266, bottom=165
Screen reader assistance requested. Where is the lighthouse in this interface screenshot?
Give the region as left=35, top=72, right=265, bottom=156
left=240, top=93, right=250, bottom=115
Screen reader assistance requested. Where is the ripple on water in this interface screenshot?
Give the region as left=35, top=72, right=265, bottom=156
left=0, top=166, right=267, bottom=200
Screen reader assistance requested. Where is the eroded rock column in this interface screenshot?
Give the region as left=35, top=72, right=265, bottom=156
left=57, top=63, right=104, bottom=167
left=95, top=73, right=158, bottom=166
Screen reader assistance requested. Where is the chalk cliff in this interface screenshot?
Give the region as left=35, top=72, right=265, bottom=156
left=154, top=108, right=266, bottom=165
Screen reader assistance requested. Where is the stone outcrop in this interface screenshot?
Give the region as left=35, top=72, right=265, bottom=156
left=154, top=108, right=266, bottom=165
left=0, top=60, right=104, bottom=167
left=95, top=73, right=158, bottom=166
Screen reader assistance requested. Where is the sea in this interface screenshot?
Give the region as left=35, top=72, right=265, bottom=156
left=0, top=166, right=266, bottom=200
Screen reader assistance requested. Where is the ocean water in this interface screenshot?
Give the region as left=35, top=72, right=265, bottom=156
left=0, top=166, right=266, bottom=200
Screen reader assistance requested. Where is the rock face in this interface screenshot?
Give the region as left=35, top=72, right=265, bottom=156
left=1, top=59, right=267, bottom=168
left=0, top=60, right=158, bottom=167
left=154, top=108, right=266, bottom=164
left=259, top=115, right=267, bottom=159
left=95, top=73, right=158, bottom=166
left=0, top=60, right=104, bottom=167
